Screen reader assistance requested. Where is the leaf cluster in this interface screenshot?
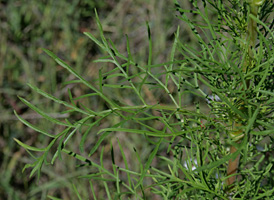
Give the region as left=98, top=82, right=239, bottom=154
left=14, top=0, right=274, bottom=199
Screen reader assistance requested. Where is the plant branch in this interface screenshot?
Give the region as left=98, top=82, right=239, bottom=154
left=226, top=0, right=265, bottom=189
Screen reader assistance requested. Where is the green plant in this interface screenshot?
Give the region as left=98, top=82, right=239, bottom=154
left=15, top=0, right=274, bottom=199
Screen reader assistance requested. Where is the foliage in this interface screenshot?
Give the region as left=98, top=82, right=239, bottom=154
left=1, top=1, right=182, bottom=199
left=13, top=0, right=274, bottom=199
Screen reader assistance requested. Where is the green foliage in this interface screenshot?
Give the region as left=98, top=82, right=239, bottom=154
left=13, top=0, right=274, bottom=199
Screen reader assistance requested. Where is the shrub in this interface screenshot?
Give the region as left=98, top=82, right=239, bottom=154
left=15, top=0, right=274, bottom=199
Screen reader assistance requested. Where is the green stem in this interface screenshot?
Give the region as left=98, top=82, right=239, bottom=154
left=226, top=0, right=264, bottom=190
left=243, top=1, right=260, bottom=73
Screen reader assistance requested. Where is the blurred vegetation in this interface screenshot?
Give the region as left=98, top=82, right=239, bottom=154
left=0, top=0, right=194, bottom=199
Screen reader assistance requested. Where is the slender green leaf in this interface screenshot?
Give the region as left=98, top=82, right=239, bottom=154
left=18, top=96, right=74, bottom=127
left=135, top=138, right=163, bottom=189
left=14, top=110, right=56, bottom=138
left=14, top=138, right=46, bottom=152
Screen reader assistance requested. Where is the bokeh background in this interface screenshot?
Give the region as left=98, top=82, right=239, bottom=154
left=0, top=0, right=199, bottom=199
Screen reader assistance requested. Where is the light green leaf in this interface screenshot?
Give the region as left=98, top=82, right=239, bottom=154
left=14, top=138, right=46, bottom=152
left=14, top=110, right=56, bottom=138
left=18, top=96, right=74, bottom=127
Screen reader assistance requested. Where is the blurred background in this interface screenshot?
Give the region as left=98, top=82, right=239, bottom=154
left=0, top=0, right=197, bottom=199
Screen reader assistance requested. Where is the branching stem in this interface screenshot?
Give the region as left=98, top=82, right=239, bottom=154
left=226, top=0, right=264, bottom=190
